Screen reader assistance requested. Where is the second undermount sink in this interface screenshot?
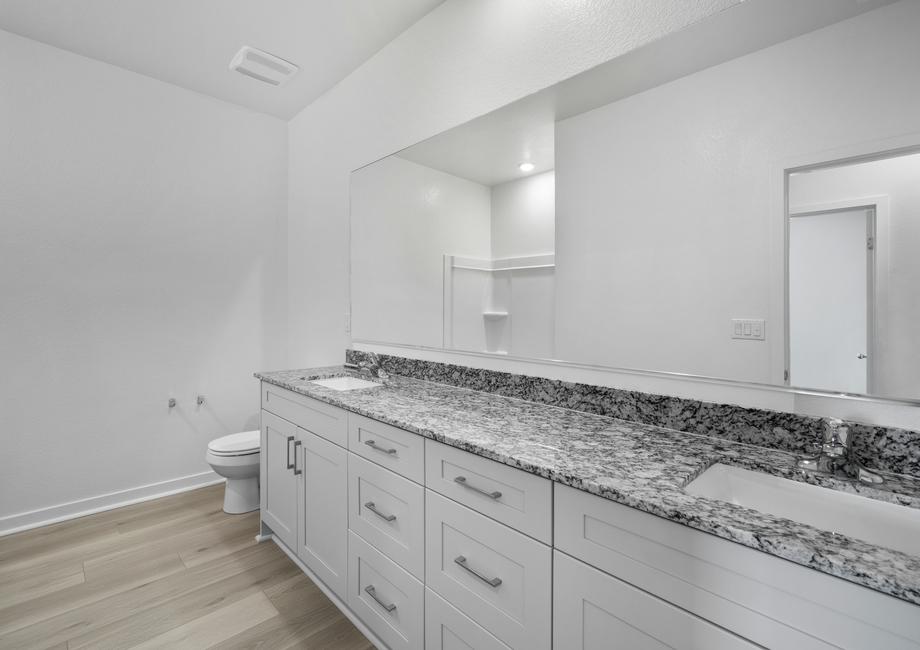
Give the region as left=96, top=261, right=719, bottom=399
left=311, top=376, right=382, bottom=391
left=685, top=463, right=920, bottom=557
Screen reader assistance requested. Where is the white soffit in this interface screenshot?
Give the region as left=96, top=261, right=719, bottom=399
left=396, top=0, right=894, bottom=187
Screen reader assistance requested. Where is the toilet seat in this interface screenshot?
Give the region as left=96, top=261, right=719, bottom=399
left=208, top=430, right=260, bottom=457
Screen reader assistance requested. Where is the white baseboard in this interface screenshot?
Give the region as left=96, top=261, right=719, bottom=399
left=271, top=537, right=387, bottom=650
left=0, top=471, right=225, bottom=537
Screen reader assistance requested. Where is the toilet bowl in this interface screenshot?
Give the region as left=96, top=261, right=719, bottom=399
left=206, top=430, right=260, bottom=514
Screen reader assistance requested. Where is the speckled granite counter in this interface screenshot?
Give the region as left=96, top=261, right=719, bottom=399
left=255, top=366, right=920, bottom=606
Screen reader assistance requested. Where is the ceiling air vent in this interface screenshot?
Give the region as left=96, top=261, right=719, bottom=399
left=229, top=46, right=298, bottom=87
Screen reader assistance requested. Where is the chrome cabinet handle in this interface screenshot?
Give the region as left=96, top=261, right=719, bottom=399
left=364, top=585, right=396, bottom=612
left=454, top=476, right=501, bottom=500
left=286, top=436, right=295, bottom=470
left=454, top=555, right=502, bottom=587
left=857, top=353, right=868, bottom=359
left=364, top=501, right=396, bottom=522
left=364, top=439, right=397, bottom=456
left=293, top=440, right=302, bottom=475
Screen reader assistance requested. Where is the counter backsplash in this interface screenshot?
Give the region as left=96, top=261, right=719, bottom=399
left=346, top=349, right=920, bottom=479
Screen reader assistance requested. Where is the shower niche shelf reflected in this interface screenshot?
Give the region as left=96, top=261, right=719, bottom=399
left=444, top=254, right=555, bottom=358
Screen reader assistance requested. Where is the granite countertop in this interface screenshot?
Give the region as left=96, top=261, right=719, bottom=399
left=256, top=366, right=920, bottom=605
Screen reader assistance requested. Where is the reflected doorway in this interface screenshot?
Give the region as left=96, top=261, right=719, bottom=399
left=788, top=206, right=876, bottom=394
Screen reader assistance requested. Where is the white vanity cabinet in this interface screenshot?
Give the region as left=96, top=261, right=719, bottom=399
left=260, top=385, right=349, bottom=600
left=261, top=382, right=920, bottom=650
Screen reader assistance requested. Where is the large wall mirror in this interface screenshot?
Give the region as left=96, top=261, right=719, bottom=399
left=350, top=0, right=920, bottom=403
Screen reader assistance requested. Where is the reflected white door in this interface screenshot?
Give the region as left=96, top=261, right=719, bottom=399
left=789, top=207, right=872, bottom=394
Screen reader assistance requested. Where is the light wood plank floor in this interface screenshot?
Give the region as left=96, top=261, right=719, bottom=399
left=0, top=485, right=373, bottom=649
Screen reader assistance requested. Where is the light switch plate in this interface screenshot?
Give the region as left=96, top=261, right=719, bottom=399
left=731, top=318, right=765, bottom=340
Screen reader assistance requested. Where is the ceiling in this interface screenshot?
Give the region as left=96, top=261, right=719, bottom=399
left=0, top=0, right=445, bottom=119
left=399, top=94, right=556, bottom=187
left=394, top=0, right=892, bottom=187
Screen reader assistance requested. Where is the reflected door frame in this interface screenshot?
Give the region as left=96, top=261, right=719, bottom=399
left=786, top=202, right=880, bottom=394
left=771, top=134, right=919, bottom=399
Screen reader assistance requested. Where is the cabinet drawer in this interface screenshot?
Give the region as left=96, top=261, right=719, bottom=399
left=554, top=551, right=756, bottom=650
left=348, top=531, right=424, bottom=650
left=425, top=491, right=551, bottom=650
left=261, top=382, right=347, bottom=447
left=348, top=453, right=425, bottom=580
left=426, top=588, right=511, bottom=650
left=425, top=440, right=552, bottom=543
left=348, top=413, right=424, bottom=483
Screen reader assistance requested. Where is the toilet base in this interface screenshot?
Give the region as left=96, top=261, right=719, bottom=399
left=223, top=477, right=260, bottom=514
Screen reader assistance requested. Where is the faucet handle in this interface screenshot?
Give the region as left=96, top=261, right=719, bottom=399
left=822, top=418, right=849, bottom=456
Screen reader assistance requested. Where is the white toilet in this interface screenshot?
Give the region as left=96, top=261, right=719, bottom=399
left=206, top=430, right=260, bottom=514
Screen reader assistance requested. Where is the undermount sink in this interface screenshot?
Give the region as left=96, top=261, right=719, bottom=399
left=685, top=463, right=920, bottom=557
left=310, top=376, right=382, bottom=391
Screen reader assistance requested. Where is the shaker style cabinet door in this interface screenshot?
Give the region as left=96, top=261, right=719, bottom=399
left=297, top=428, right=349, bottom=599
left=260, top=410, right=299, bottom=551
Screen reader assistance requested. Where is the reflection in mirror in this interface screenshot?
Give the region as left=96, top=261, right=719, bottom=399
left=788, top=150, right=920, bottom=400
left=350, top=0, right=920, bottom=403
left=350, top=103, right=555, bottom=358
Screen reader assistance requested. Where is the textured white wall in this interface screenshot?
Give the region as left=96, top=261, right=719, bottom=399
left=554, top=2, right=920, bottom=384
left=0, top=30, right=288, bottom=526
left=287, top=0, right=740, bottom=367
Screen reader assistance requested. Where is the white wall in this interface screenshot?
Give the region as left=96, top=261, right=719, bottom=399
left=0, top=30, right=288, bottom=529
left=490, top=171, right=555, bottom=259
left=288, top=0, right=741, bottom=368
left=490, top=171, right=556, bottom=358
left=350, top=155, right=491, bottom=348
left=554, top=1, right=920, bottom=384
left=789, top=153, right=920, bottom=400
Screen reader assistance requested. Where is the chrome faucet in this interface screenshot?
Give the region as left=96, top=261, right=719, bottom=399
left=343, top=353, right=389, bottom=380
left=797, top=418, right=883, bottom=484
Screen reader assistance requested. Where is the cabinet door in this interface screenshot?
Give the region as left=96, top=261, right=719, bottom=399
left=554, top=551, right=756, bottom=650
left=297, top=428, right=348, bottom=598
left=261, top=410, right=298, bottom=550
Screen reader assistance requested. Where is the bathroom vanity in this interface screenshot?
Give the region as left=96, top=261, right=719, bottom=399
left=256, top=366, right=920, bottom=650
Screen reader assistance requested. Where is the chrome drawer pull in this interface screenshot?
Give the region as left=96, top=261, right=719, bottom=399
left=454, top=476, right=501, bottom=500
left=364, top=585, right=397, bottom=612
left=286, top=436, right=295, bottom=470
left=454, top=555, right=502, bottom=587
left=293, top=440, right=302, bottom=475
left=364, top=439, right=398, bottom=455
left=364, top=501, right=396, bottom=522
